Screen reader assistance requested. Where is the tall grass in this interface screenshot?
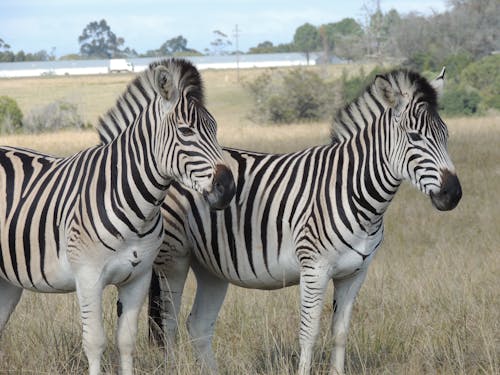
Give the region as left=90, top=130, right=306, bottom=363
left=0, top=71, right=498, bottom=374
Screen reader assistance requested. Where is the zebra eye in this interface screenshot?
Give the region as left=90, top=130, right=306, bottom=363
left=408, top=132, right=423, bottom=142
left=178, top=126, right=195, bottom=136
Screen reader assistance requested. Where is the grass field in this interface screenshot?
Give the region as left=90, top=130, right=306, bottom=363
left=0, top=67, right=498, bottom=374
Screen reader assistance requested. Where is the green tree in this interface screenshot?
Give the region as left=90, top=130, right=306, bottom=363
left=248, top=41, right=295, bottom=54
left=78, top=19, right=125, bottom=58
left=0, top=38, right=10, bottom=50
left=143, top=36, right=199, bottom=57
left=293, top=23, right=320, bottom=64
left=0, top=38, right=14, bottom=62
left=162, top=35, right=188, bottom=54
left=249, top=41, right=275, bottom=54
left=319, top=18, right=364, bottom=62
left=209, top=30, right=232, bottom=55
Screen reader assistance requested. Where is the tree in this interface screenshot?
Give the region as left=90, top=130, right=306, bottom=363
left=0, top=38, right=14, bottom=62
left=248, top=41, right=295, bottom=54
left=209, top=30, right=232, bottom=55
left=319, top=18, right=364, bottom=62
left=249, top=41, right=275, bottom=54
left=163, top=35, right=188, bottom=54
left=0, top=38, right=10, bottom=51
left=78, top=19, right=125, bottom=58
left=442, top=0, right=500, bottom=59
left=143, top=35, right=198, bottom=57
left=293, top=23, right=320, bottom=64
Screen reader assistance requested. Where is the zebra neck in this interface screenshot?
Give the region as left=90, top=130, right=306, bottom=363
left=338, top=118, right=401, bottom=232
left=108, top=124, right=171, bottom=222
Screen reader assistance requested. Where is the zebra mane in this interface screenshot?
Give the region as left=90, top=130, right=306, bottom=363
left=97, top=58, right=205, bottom=144
left=330, top=69, right=438, bottom=143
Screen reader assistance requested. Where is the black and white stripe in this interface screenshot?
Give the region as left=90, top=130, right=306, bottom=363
left=0, top=58, right=234, bottom=375
left=148, top=68, right=461, bottom=374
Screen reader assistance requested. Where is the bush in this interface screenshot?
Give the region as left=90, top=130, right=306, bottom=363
left=245, top=68, right=340, bottom=124
left=340, top=66, right=387, bottom=104
left=0, top=96, right=23, bottom=134
left=461, top=54, right=500, bottom=110
left=442, top=52, right=473, bottom=83
left=23, top=100, right=87, bottom=133
left=403, top=51, right=440, bottom=72
left=439, top=86, right=482, bottom=116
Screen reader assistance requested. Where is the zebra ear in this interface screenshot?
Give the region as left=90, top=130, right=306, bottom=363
left=431, top=66, right=446, bottom=98
left=153, top=66, right=178, bottom=103
left=374, top=75, right=398, bottom=107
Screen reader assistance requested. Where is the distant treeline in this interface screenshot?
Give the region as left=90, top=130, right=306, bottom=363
left=1, top=0, right=498, bottom=66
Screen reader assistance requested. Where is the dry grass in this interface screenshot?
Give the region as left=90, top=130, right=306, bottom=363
left=0, top=70, right=498, bottom=374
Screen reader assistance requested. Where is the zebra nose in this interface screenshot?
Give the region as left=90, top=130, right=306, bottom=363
left=204, top=164, right=235, bottom=210
left=430, top=169, right=462, bottom=211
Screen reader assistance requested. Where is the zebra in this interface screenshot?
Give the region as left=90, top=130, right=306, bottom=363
left=0, top=58, right=235, bottom=375
left=147, top=68, right=462, bottom=374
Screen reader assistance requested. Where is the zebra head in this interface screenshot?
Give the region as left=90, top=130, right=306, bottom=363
left=376, top=68, right=462, bottom=211
left=151, top=59, right=235, bottom=210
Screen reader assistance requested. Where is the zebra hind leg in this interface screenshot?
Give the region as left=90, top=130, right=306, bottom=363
left=187, top=260, right=229, bottom=374
left=0, top=279, right=22, bottom=363
left=0, top=278, right=23, bottom=333
left=116, top=269, right=152, bottom=375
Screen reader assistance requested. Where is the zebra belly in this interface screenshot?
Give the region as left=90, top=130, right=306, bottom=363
left=198, top=238, right=302, bottom=290
left=0, top=252, right=76, bottom=293
left=0, top=239, right=160, bottom=292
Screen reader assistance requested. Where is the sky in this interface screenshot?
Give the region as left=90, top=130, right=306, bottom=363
left=1, top=0, right=449, bottom=58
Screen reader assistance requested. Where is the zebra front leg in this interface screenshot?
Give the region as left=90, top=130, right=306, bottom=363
left=298, top=263, right=331, bottom=375
left=116, top=269, right=152, bottom=375
left=75, top=276, right=106, bottom=375
left=187, top=260, right=229, bottom=374
left=0, top=278, right=23, bottom=333
left=329, top=268, right=368, bottom=375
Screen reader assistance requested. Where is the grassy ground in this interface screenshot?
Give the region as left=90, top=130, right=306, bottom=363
left=0, top=69, right=498, bottom=374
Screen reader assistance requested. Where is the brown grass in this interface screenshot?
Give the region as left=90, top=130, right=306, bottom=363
left=0, top=70, right=498, bottom=374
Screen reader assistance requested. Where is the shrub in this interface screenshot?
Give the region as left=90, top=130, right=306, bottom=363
left=245, top=68, right=340, bottom=124
left=442, top=52, right=473, bottom=83
left=0, top=96, right=23, bottom=134
left=23, top=100, right=87, bottom=133
left=340, top=66, right=388, bottom=104
left=461, top=54, right=500, bottom=110
left=403, top=51, right=441, bottom=72
left=439, top=86, right=482, bottom=116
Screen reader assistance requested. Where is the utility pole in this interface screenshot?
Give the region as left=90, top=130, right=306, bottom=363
left=233, top=24, right=240, bottom=82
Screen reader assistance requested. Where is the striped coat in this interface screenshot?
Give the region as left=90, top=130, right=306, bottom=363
left=149, top=68, right=462, bottom=374
left=0, top=58, right=234, bottom=375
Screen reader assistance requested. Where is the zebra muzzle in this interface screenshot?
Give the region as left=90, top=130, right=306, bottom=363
left=430, top=170, right=462, bottom=211
left=203, top=164, right=235, bottom=210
